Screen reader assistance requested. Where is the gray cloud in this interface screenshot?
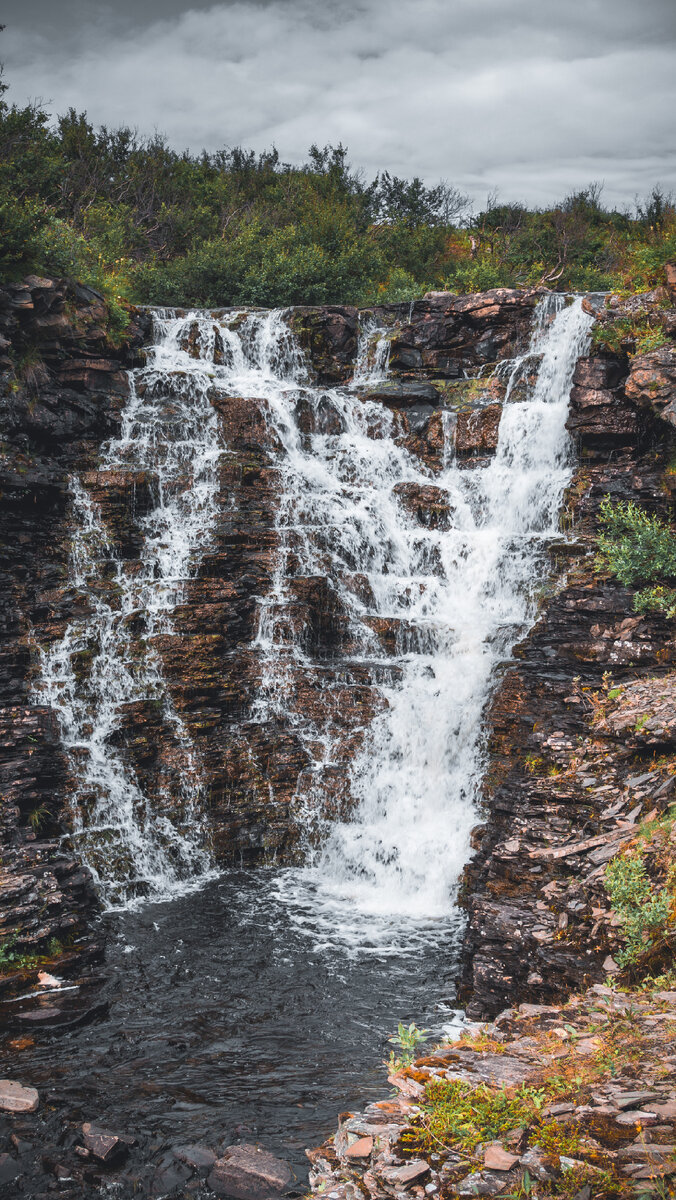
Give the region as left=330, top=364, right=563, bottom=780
left=2, top=0, right=675, bottom=208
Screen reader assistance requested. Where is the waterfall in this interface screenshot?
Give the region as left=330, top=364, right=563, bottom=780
left=34, top=295, right=591, bottom=933
left=267, top=294, right=593, bottom=949
left=32, top=311, right=231, bottom=909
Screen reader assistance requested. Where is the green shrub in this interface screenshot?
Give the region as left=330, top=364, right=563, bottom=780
left=387, top=1021, right=428, bottom=1069
left=605, top=851, right=671, bottom=966
left=596, top=497, right=676, bottom=587
left=35, top=216, right=131, bottom=336
left=633, top=585, right=676, bottom=619
left=591, top=315, right=670, bottom=356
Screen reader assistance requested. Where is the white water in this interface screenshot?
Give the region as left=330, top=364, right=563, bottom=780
left=33, top=296, right=591, bottom=934
left=32, top=311, right=234, bottom=908
left=264, top=295, right=593, bottom=950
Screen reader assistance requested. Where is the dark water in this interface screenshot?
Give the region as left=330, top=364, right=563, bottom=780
left=0, top=871, right=464, bottom=1181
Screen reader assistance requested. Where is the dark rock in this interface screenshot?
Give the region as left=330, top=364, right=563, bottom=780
left=360, top=380, right=440, bottom=407
left=209, top=1144, right=292, bottom=1199
left=288, top=307, right=358, bottom=384
left=81, top=1122, right=129, bottom=1164
left=173, top=1144, right=217, bottom=1170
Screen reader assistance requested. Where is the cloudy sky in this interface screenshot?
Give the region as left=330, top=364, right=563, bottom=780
left=2, top=0, right=675, bottom=209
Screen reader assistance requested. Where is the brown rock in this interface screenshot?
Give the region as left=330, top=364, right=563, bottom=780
left=648, top=1102, right=676, bottom=1119
left=81, top=1122, right=128, bottom=1163
left=456, top=405, right=502, bottom=456
left=0, top=1080, right=39, bottom=1113
left=483, top=1144, right=520, bottom=1171
left=392, top=482, right=453, bottom=529
left=209, top=1144, right=292, bottom=1199
left=624, top=345, right=676, bottom=429
left=345, top=1136, right=373, bottom=1158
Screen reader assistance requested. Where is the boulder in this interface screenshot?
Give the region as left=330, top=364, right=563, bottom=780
left=209, top=1144, right=292, bottom=1199
left=624, top=345, right=676, bottom=429
left=0, top=1080, right=39, bottom=1113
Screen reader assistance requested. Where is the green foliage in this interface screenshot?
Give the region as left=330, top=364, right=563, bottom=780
left=633, top=585, right=676, bottom=619
left=605, top=851, right=672, bottom=966
left=387, top=1021, right=428, bottom=1068
left=0, top=930, right=65, bottom=974
left=417, top=1078, right=538, bottom=1153
left=592, top=314, right=670, bottom=356
left=1, top=69, right=675, bottom=308
left=28, top=804, right=47, bottom=831
left=0, top=934, right=17, bottom=970
left=596, top=497, right=676, bottom=588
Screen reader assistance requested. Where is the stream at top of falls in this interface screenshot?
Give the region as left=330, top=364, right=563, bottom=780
left=8, top=294, right=593, bottom=1179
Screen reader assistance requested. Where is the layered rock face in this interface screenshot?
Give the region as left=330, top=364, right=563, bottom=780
left=0, top=283, right=541, bottom=953
left=0, top=278, right=149, bottom=958
left=460, top=288, right=676, bottom=1017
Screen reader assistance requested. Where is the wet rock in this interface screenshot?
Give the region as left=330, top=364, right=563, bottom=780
left=392, top=482, right=453, bottom=530
left=0, top=1079, right=39, bottom=1112
left=0, top=1153, right=20, bottom=1185
left=81, top=1122, right=129, bottom=1164
left=209, top=1144, right=293, bottom=1199
left=288, top=306, right=358, bottom=384
left=361, top=380, right=441, bottom=407
left=173, top=1143, right=217, bottom=1170
left=455, top=405, right=502, bottom=457
left=387, top=288, right=538, bottom=379
left=567, top=361, right=637, bottom=455
left=80, top=469, right=159, bottom=558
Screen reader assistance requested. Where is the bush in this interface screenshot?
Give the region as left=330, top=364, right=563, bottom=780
left=633, top=585, right=676, bottom=619
left=591, top=314, right=671, bottom=356
left=35, top=216, right=132, bottom=336
left=596, top=497, right=676, bottom=587
left=605, top=851, right=671, bottom=966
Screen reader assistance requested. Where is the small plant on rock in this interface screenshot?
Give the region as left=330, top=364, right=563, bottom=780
left=605, top=850, right=672, bottom=967
left=387, top=1021, right=428, bottom=1069
left=596, top=497, right=676, bottom=619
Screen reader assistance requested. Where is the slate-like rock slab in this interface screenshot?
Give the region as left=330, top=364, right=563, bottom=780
left=0, top=1080, right=39, bottom=1113
left=173, top=1143, right=217, bottom=1170
left=82, top=1122, right=129, bottom=1164
left=484, top=1144, right=520, bottom=1171
left=378, top=1160, right=430, bottom=1187
left=209, top=1144, right=292, bottom=1199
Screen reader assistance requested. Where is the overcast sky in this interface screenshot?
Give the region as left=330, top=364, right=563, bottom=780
left=2, top=0, right=675, bottom=209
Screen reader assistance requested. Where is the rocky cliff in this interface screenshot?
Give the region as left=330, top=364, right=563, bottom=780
left=0, top=277, right=149, bottom=964
left=460, top=287, right=676, bottom=1017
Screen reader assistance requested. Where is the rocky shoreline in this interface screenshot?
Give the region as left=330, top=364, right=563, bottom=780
left=307, top=979, right=676, bottom=1200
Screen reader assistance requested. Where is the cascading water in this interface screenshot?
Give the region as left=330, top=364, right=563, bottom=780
left=34, top=294, right=591, bottom=932
left=262, top=294, right=593, bottom=949
left=32, top=310, right=234, bottom=908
